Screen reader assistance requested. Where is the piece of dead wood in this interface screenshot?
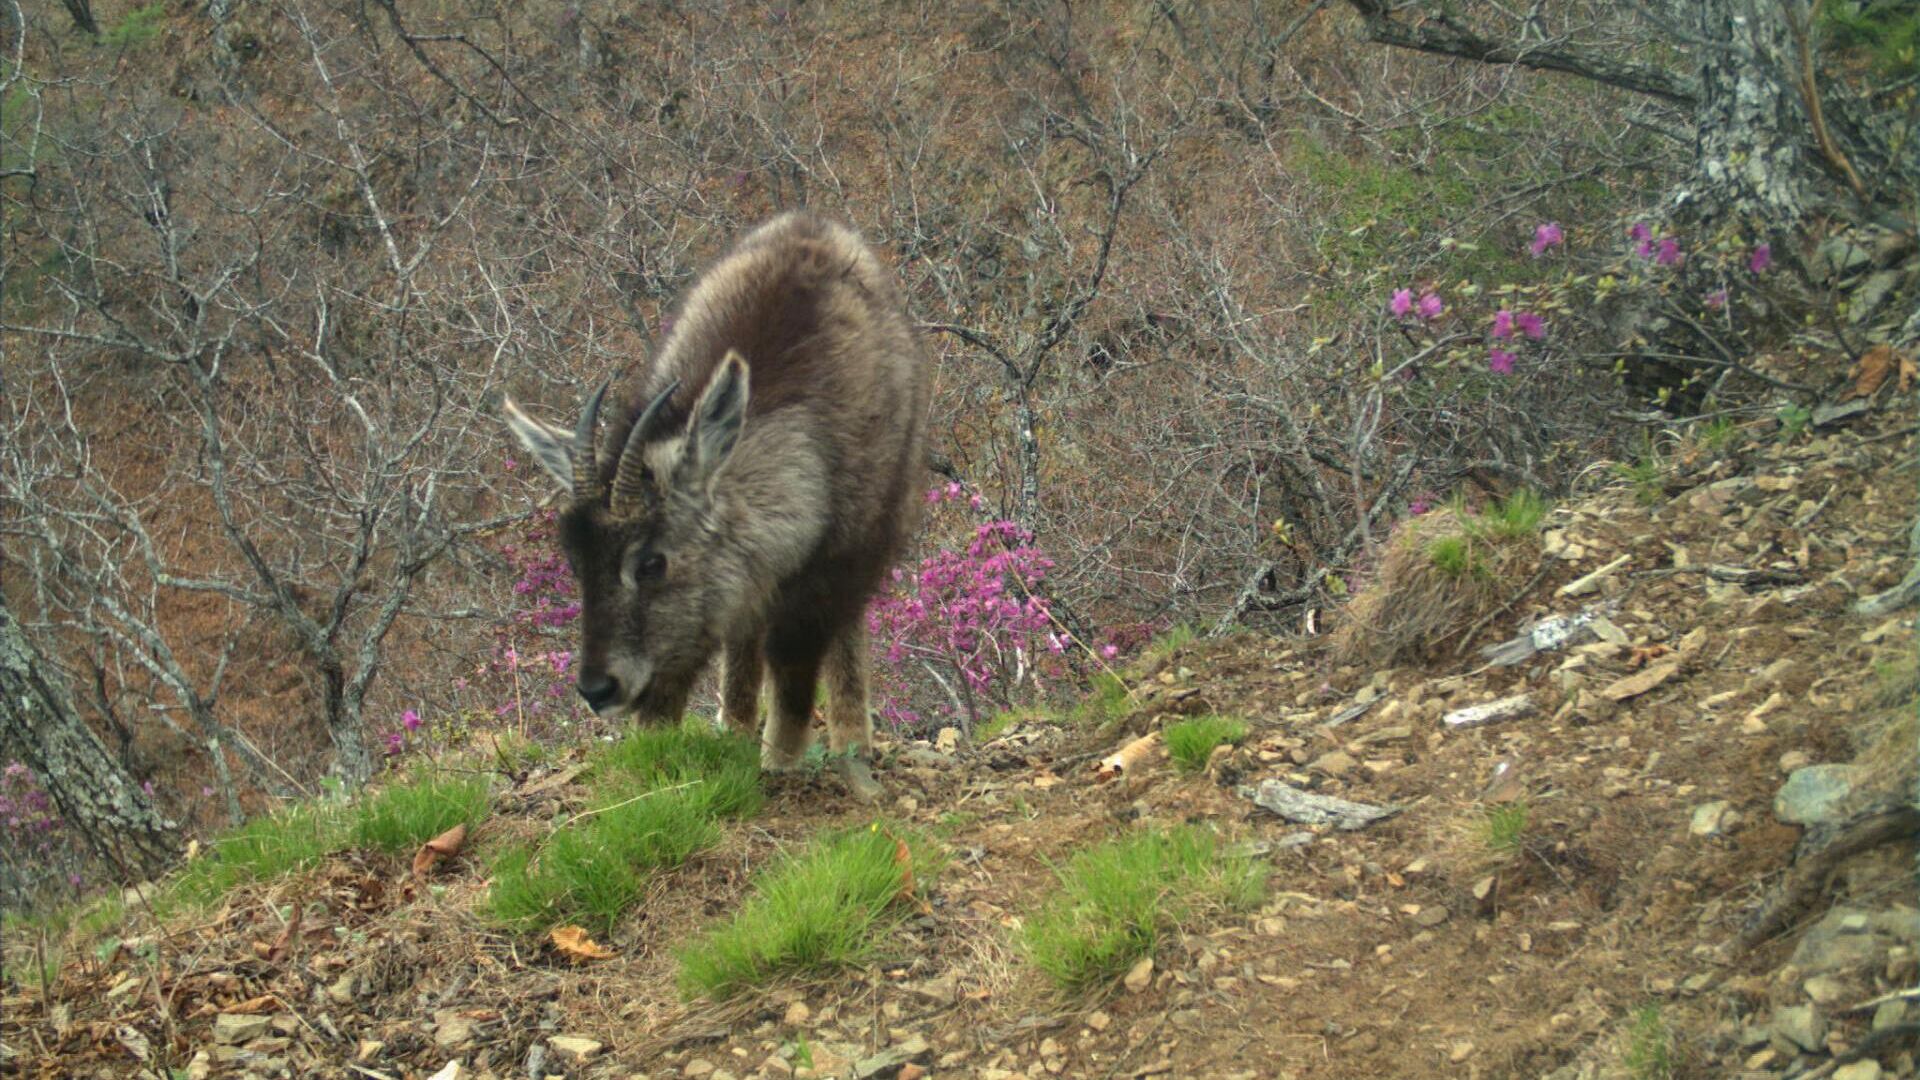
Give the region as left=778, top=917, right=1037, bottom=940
left=1735, top=806, right=1920, bottom=953
left=1556, top=554, right=1630, bottom=598
left=1239, top=779, right=1399, bottom=830
left=1442, top=694, right=1534, bottom=730
left=1787, top=1023, right=1920, bottom=1080
left=1093, top=732, right=1161, bottom=780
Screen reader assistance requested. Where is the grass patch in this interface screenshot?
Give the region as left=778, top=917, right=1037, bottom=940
left=1072, top=671, right=1134, bottom=726
left=350, top=769, right=491, bottom=854
left=1871, top=653, right=1919, bottom=710
left=1022, top=825, right=1267, bottom=992
left=1427, top=533, right=1481, bottom=578
left=1480, top=801, right=1531, bottom=858
left=1624, top=1002, right=1675, bottom=1080
left=485, top=721, right=763, bottom=933
left=164, top=803, right=346, bottom=910
left=1613, top=435, right=1669, bottom=505
left=1471, top=489, right=1550, bottom=539
left=1138, top=623, right=1197, bottom=666
left=676, top=824, right=936, bottom=1000
left=1691, top=415, right=1740, bottom=453
left=1163, top=716, right=1249, bottom=773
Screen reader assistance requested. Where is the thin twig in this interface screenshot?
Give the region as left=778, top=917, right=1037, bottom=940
left=1452, top=562, right=1554, bottom=658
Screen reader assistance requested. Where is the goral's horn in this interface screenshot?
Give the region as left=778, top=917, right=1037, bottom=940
left=611, top=379, right=681, bottom=515
left=572, top=380, right=611, bottom=498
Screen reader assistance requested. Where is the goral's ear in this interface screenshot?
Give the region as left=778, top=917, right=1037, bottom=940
left=502, top=396, right=576, bottom=493
left=679, top=351, right=750, bottom=490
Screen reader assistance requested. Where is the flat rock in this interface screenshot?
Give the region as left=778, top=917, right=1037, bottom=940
left=1309, top=751, right=1356, bottom=777
left=1774, top=764, right=1859, bottom=825
left=853, top=1035, right=931, bottom=1079
left=1601, top=662, right=1681, bottom=702
left=1689, top=801, right=1731, bottom=837
left=1832, top=1061, right=1882, bottom=1080
left=1771, top=1004, right=1826, bottom=1053
left=1124, top=957, right=1154, bottom=993
left=213, top=1014, right=271, bottom=1046
left=548, top=1036, right=603, bottom=1063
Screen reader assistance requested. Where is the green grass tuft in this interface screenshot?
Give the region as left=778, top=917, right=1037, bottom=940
left=484, top=722, right=763, bottom=933
left=1474, top=489, right=1550, bottom=539
left=350, top=770, right=491, bottom=854
left=1163, top=716, right=1249, bottom=773
left=676, top=825, right=936, bottom=999
left=1427, top=534, right=1480, bottom=578
left=1072, top=671, right=1134, bottom=726
left=1022, top=826, right=1266, bottom=992
left=164, top=803, right=346, bottom=910
left=1624, top=1002, right=1674, bottom=1080
left=1139, top=623, right=1197, bottom=665
left=1480, top=801, right=1531, bottom=858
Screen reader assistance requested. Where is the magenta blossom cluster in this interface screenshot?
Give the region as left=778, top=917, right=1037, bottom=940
left=1, top=761, right=64, bottom=858
left=868, top=497, right=1065, bottom=730
left=1530, top=222, right=1564, bottom=256
left=1390, top=288, right=1444, bottom=320
left=1628, top=222, right=1684, bottom=267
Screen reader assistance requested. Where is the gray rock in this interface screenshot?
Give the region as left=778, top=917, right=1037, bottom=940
left=1833, top=1061, right=1882, bottom=1080
left=1873, top=999, right=1909, bottom=1032
left=1774, top=765, right=1858, bottom=826
left=213, top=1014, right=271, bottom=1046
left=853, top=1034, right=931, bottom=1079
left=1690, top=801, right=1732, bottom=837
left=1815, top=236, right=1872, bottom=282
left=1790, top=907, right=1920, bottom=977
left=1771, top=1004, right=1827, bottom=1053
left=1849, top=270, right=1901, bottom=323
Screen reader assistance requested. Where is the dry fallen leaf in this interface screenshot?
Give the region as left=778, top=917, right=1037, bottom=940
left=1626, top=644, right=1671, bottom=671
left=1094, top=732, right=1161, bottom=780
left=222, top=995, right=280, bottom=1016
left=549, top=925, right=615, bottom=963
left=266, top=899, right=303, bottom=961
left=1842, top=344, right=1904, bottom=401
left=412, top=823, right=468, bottom=880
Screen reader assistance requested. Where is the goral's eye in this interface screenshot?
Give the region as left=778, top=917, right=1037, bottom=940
left=635, top=552, right=667, bottom=580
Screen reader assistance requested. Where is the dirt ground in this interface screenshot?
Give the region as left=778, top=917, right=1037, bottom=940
left=3, top=409, right=1916, bottom=1080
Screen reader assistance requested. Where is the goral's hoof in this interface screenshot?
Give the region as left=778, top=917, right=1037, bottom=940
left=834, top=755, right=884, bottom=804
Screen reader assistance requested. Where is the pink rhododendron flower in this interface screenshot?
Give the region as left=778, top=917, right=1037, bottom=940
left=1099, top=643, right=1119, bottom=660
left=1515, top=311, right=1545, bottom=339
left=1491, top=310, right=1515, bottom=340
left=1488, top=348, right=1516, bottom=375
left=1655, top=237, right=1683, bottom=266
left=1389, top=289, right=1414, bottom=317
left=385, top=732, right=405, bottom=756
left=1706, top=289, right=1728, bottom=309
left=1530, top=222, right=1564, bottom=255
left=1416, top=292, right=1444, bottom=320
left=1409, top=495, right=1434, bottom=515
left=1629, top=222, right=1651, bottom=243
left=402, top=709, right=422, bottom=732
left=1749, top=244, right=1772, bottom=273
left=1635, top=238, right=1656, bottom=259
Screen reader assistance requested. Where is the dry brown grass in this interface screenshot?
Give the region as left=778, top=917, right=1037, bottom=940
left=1331, top=508, right=1540, bottom=668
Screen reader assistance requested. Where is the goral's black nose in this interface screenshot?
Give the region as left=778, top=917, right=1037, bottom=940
left=576, top=671, right=619, bottom=711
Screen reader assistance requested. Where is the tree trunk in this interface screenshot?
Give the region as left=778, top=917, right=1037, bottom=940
left=59, top=0, right=99, bottom=36
left=0, top=600, right=179, bottom=883
left=1685, top=0, right=1818, bottom=235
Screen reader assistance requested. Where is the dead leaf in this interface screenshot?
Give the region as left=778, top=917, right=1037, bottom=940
left=1842, top=344, right=1907, bottom=401
left=412, top=823, right=468, bottom=880
left=222, top=995, right=280, bottom=1016
left=1900, top=351, right=1918, bottom=393
left=549, top=926, right=615, bottom=963
left=1094, top=732, right=1161, bottom=780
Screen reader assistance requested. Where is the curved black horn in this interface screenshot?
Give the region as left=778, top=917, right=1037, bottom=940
left=572, top=380, right=610, bottom=498
left=611, top=379, right=681, bottom=515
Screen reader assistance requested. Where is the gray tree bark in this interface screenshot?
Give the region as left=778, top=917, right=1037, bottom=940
left=1684, top=0, right=1818, bottom=233
left=0, top=600, right=179, bottom=882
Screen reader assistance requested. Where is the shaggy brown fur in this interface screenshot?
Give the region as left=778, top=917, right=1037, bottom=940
left=503, top=213, right=931, bottom=799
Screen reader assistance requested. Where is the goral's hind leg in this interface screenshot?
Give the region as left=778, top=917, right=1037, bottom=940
left=824, top=622, right=882, bottom=803
left=719, top=635, right=765, bottom=738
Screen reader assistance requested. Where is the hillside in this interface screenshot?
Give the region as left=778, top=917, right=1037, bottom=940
left=4, top=403, right=1913, bottom=1079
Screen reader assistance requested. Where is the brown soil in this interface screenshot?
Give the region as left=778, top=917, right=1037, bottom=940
left=4, top=413, right=1916, bottom=1080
